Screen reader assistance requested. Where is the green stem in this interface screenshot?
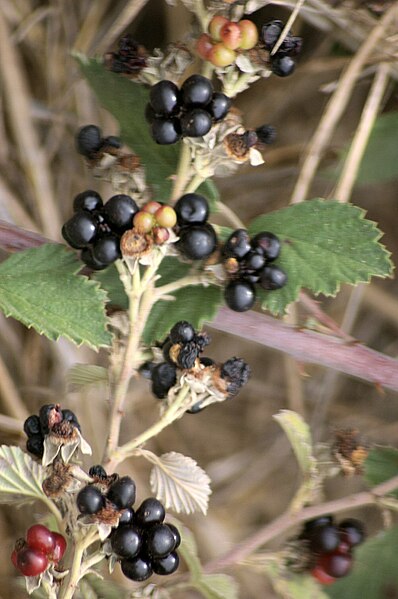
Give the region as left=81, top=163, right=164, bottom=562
left=184, top=174, right=205, bottom=194
left=170, top=142, right=192, bottom=203
left=154, top=274, right=209, bottom=299
left=59, top=529, right=99, bottom=599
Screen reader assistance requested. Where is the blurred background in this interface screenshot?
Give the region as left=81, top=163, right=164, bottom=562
left=0, top=1, right=397, bottom=597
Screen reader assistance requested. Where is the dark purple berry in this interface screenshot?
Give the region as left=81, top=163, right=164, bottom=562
left=76, top=486, right=105, bottom=515
left=101, top=135, right=122, bottom=150
left=92, top=235, right=121, bottom=265
left=39, top=404, right=62, bottom=434
left=224, top=280, right=256, bottom=312
left=26, top=435, right=44, bottom=458
left=221, top=357, right=251, bottom=396
left=251, top=231, right=281, bottom=261
left=121, top=556, right=152, bottom=581
left=139, top=361, right=156, bottom=380
left=149, top=80, right=180, bottom=116
left=119, top=508, right=135, bottom=526
left=102, top=194, right=139, bottom=232
left=151, top=118, right=181, bottom=145
left=62, top=212, right=98, bottom=249
left=177, top=223, right=217, bottom=260
left=181, top=74, right=213, bottom=107
left=222, top=229, right=251, bottom=260
left=309, top=525, right=340, bottom=554
left=339, top=519, right=365, bottom=547
left=89, top=465, right=107, bottom=479
left=136, top=498, right=165, bottom=526
left=73, top=190, right=103, bottom=213
left=145, top=523, right=176, bottom=558
left=255, top=125, right=277, bottom=145
left=111, top=525, right=142, bottom=558
left=169, top=321, right=195, bottom=344
left=208, top=92, right=232, bottom=121
left=80, top=247, right=108, bottom=271
left=151, top=362, right=177, bottom=399
left=24, top=415, right=41, bottom=437
left=259, top=265, right=287, bottom=290
left=186, top=401, right=206, bottom=414
left=107, top=476, right=136, bottom=509
left=76, top=125, right=102, bottom=158
left=180, top=108, right=212, bottom=137
left=303, top=516, right=334, bottom=535
left=166, top=524, right=181, bottom=549
left=318, top=551, right=353, bottom=578
left=175, top=193, right=209, bottom=225
left=271, top=55, right=296, bottom=77
left=261, top=20, right=284, bottom=50
left=61, top=409, right=81, bottom=430
left=241, top=251, right=265, bottom=272
left=152, top=551, right=179, bottom=575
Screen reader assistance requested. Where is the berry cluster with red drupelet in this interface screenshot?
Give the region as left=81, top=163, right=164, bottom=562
left=11, top=525, right=66, bottom=577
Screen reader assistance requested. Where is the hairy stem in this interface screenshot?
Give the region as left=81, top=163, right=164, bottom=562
left=170, top=142, right=192, bottom=202
left=59, top=529, right=99, bottom=599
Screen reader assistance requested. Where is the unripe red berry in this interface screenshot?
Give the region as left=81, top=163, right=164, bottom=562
left=50, top=532, right=67, bottom=562
left=208, top=43, right=236, bottom=67
left=311, top=563, right=336, bottom=586
left=153, top=226, right=170, bottom=245
left=143, top=201, right=162, bottom=214
left=238, top=20, right=259, bottom=50
left=155, top=205, right=177, bottom=228
left=17, top=547, right=49, bottom=576
left=208, top=15, right=229, bottom=41
left=133, top=210, right=155, bottom=233
left=196, top=33, right=213, bottom=60
left=220, top=22, right=242, bottom=50
left=11, top=549, right=18, bottom=569
left=27, top=524, right=55, bottom=555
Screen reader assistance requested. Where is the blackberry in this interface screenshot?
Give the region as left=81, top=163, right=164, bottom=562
left=136, top=498, right=165, bottom=526
left=317, top=551, right=353, bottom=578
left=107, top=476, right=136, bottom=509
left=339, top=519, right=365, bottom=547
left=208, top=92, right=232, bottom=121
left=62, top=212, right=98, bottom=249
left=111, top=525, right=142, bottom=558
left=100, top=135, right=122, bottom=150
left=303, top=516, right=334, bottom=535
left=186, top=401, right=206, bottom=414
left=76, top=125, right=102, bottom=158
left=222, top=229, right=251, bottom=260
left=169, top=321, right=195, bottom=344
left=26, top=434, right=44, bottom=458
left=76, top=486, right=105, bottom=515
left=180, top=108, right=212, bottom=138
left=177, top=223, right=217, bottom=260
left=175, top=193, right=209, bottom=225
left=221, top=357, right=251, bottom=396
left=271, top=55, right=296, bottom=77
left=73, top=190, right=103, bottom=213
left=261, top=20, right=284, bottom=50
left=119, top=507, right=135, bottom=526
left=152, top=551, right=179, bottom=575
left=162, top=339, right=174, bottom=364
left=259, top=265, right=287, bottom=290
left=92, top=235, right=121, bottom=265
left=241, top=251, right=265, bottom=272
left=151, top=363, right=177, bottom=399
left=139, top=361, right=156, bottom=380
left=80, top=247, right=108, bottom=271
left=121, top=556, right=152, bottom=581
left=61, top=409, right=80, bottom=430
left=23, top=415, right=41, bottom=437
left=224, top=280, right=256, bottom=312
left=149, top=80, right=180, bottom=116
left=181, top=74, right=213, bottom=107
left=151, top=118, right=181, bottom=145
left=174, top=340, right=200, bottom=369
left=102, top=194, right=139, bottom=233
left=39, top=404, right=62, bottom=434
left=308, top=525, right=340, bottom=554
left=251, top=231, right=281, bottom=261
left=166, top=524, right=181, bottom=549
left=145, top=523, right=176, bottom=558
left=255, top=124, right=277, bottom=145
left=89, top=465, right=107, bottom=479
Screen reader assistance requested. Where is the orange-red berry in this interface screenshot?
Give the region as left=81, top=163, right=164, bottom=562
left=220, top=22, right=242, bottom=50
left=196, top=33, right=213, bottom=60
left=208, top=43, right=236, bottom=67
left=238, top=20, right=259, bottom=50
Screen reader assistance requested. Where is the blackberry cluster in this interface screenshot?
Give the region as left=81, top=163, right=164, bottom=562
left=146, top=75, right=232, bottom=144
left=261, top=19, right=302, bottom=77
left=62, top=191, right=138, bottom=270
left=174, top=193, right=217, bottom=260
left=104, top=35, right=147, bottom=75
left=301, top=516, right=365, bottom=585
left=76, top=125, right=122, bottom=160
left=11, top=525, right=66, bottom=577
left=23, top=404, right=80, bottom=458
left=77, top=470, right=180, bottom=581
left=222, top=229, right=287, bottom=312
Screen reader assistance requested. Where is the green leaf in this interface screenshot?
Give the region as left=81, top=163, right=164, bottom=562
left=325, top=526, right=398, bottom=599
left=0, top=445, right=46, bottom=504
left=249, top=199, right=393, bottom=315
left=76, top=55, right=179, bottom=198
left=273, top=410, right=316, bottom=475
left=0, top=244, right=111, bottom=349
left=94, top=264, right=128, bottom=309
left=142, top=257, right=223, bottom=345
left=198, top=179, right=220, bottom=212
left=196, top=574, right=239, bottom=599
left=364, top=447, right=398, bottom=498
left=66, top=364, right=109, bottom=389
left=265, top=561, right=329, bottom=599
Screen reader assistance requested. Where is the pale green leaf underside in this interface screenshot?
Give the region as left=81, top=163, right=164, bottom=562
left=0, top=445, right=46, bottom=504
left=196, top=574, right=240, bottom=599
left=364, top=447, right=398, bottom=498
left=273, top=410, right=315, bottom=475
left=266, top=562, right=329, bottom=599
left=0, top=244, right=111, bottom=349
left=66, top=364, right=109, bottom=389
left=249, top=199, right=393, bottom=315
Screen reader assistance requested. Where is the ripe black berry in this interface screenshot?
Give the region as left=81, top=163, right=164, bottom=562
left=119, top=507, right=135, bottom=526
left=76, top=486, right=105, bottom=515
left=181, top=74, right=213, bottom=107
left=259, top=265, right=287, bottom=290
left=121, top=556, right=152, bottom=581
left=61, top=409, right=80, bottom=430
left=221, top=357, right=251, bottom=396
left=152, top=551, right=179, bottom=575
left=23, top=415, right=41, bottom=437
left=166, top=524, right=181, bottom=549
left=175, top=193, right=209, bottom=225
left=101, top=135, right=122, bottom=150
left=139, top=361, right=155, bottom=380
left=271, top=55, right=296, bottom=77
left=151, top=118, right=181, bottom=145
left=339, top=519, right=365, bottom=547
left=151, top=362, right=177, bottom=399
left=224, top=280, right=256, bottom=312
left=255, top=124, right=277, bottom=145
left=76, top=125, right=102, bottom=158
left=261, top=20, right=283, bottom=50
left=111, top=525, right=142, bottom=558
left=208, top=92, right=232, bottom=121
left=39, top=404, right=62, bottom=434
left=102, top=194, right=139, bottom=232
left=92, top=235, right=121, bottom=265
left=107, top=476, right=136, bottom=509
left=26, top=434, right=44, bottom=458
left=169, top=321, right=195, bottom=344
left=136, top=498, right=165, bottom=526
left=251, top=231, right=281, bottom=261
left=62, top=212, right=98, bottom=249
left=241, top=251, right=265, bottom=272
left=174, top=341, right=200, bottom=369
left=80, top=247, right=108, bottom=271
left=149, top=80, right=180, bottom=116
left=89, top=465, right=107, bottom=479
left=222, top=229, right=251, bottom=260
left=177, top=223, right=217, bottom=260
left=303, top=516, right=334, bottom=535
left=73, top=190, right=103, bottom=213
left=309, top=525, right=340, bottom=554
left=145, top=523, right=176, bottom=558
left=180, top=108, right=212, bottom=137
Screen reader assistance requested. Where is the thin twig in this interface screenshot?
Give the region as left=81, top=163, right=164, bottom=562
left=95, top=0, right=151, bottom=55
left=0, top=353, right=29, bottom=421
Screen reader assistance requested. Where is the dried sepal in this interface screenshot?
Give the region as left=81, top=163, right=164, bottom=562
left=42, top=462, right=88, bottom=498
left=42, top=424, right=92, bottom=467
left=331, top=428, right=368, bottom=476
